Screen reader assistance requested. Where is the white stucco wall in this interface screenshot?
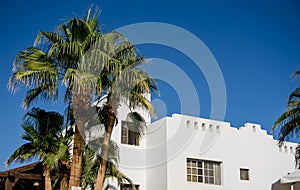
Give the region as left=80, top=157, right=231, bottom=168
left=106, top=112, right=297, bottom=190
left=144, top=114, right=296, bottom=190
left=113, top=101, right=150, bottom=190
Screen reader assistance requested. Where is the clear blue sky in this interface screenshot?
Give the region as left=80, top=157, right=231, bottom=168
left=1, top=0, right=300, bottom=171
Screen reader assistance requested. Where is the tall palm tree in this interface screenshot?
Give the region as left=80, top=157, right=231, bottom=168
left=85, top=38, right=158, bottom=190
left=71, top=30, right=158, bottom=190
left=6, top=108, right=67, bottom=190
left=273, top=70, right=300, bottom=144
left=7, top=9, right=106, bottom=188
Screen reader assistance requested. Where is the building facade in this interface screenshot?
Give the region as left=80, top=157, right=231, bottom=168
left=104, top=109, right=297, bottom=190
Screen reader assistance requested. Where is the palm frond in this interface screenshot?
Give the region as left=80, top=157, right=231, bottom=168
left=105, top=161, right=136, bottom=190
left=81, top=146, right=99, bottom=189
left=34, top=31, right=64, bottom=48
left=273, top=107, right=300, bottom=144
left=289, top=87, right=300, bottom=104
left=87, top=137, right=119, bottom=164
left=130, top=92, right=155, bottom=113
left=6, top=143, right=36, bottom=166
left=125, top=112, right=146, bottom=139
left=22, top=83, right=58, bottom=109
left=45, top=142, right=69, bottom=169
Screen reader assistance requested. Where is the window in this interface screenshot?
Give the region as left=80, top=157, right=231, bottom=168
left=121, top=184, right=139, bottom=190
left=186, top=158, right=221, bottom=185
left=121, top=121, right=139, bottom=146
left=240, top=168, right=250, bottom=180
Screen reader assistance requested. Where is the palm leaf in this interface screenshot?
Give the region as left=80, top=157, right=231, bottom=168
left=22, top=83, right=58, bottom=109
left=289, top=87, right=300, bottom=104
left=6, top=143, right=37, bottom=166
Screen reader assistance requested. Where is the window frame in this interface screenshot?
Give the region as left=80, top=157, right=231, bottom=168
left=240, top=168, right=250, bottom=180
left=121, top=121, right=140, bottom=146
left=186, top=158, right=221, bottom=185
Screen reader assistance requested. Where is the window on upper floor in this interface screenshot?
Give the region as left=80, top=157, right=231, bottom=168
left=121, top=121, right=140, bottom=146
left=121, top=184, right=140, bottom=190
left=240, top=168, right=250, bottom=180
left=186, top=158, right=221, bottom=185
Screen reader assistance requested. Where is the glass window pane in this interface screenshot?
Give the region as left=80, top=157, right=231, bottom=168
left=187, top=168, right=191, bottom=174
left=198, top=169, right=203, bottom=175
left=208, top=177, right=214, bottom=184
left=192, top=161, right=196, bottom=167
left=198, top=162, right=203, bottom=168
left=204, top=170, right=208, bottom=175
left=192, top=168, right=197, bottom=174
left=187, top=175, right=191, bottom=181
left=187, top=161, right=191, bottom=167
left=198, top=176, right=203, bottom=183
left=205, top=176, right=209, bottom=183
left=192, top=176, right=197, bottom=182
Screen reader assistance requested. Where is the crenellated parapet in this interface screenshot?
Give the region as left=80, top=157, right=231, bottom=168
left=166, top=113, right=298, bottom=155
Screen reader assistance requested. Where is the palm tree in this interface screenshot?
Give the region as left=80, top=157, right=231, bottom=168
left=6, top=107, right=67, bottom=190
left=8, top=8, right=158, bottom=190
left=7, top=9, right=106, bottom=188
left=273, top=70, right=300, bottom=144
left=81, top=36, right=158, bottom=190
left=273, top=71, right=300, bottom=170
left=49, top=142, right=72, bottom=190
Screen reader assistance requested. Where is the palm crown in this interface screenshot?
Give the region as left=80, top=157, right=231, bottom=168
left=6, top=108, right=65, bottom=165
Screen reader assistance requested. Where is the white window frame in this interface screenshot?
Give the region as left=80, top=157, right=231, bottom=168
left=186, top=158, right=222, bottom=185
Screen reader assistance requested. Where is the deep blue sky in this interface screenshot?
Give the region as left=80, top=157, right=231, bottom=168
left=1, top=0, right=300, bottom=171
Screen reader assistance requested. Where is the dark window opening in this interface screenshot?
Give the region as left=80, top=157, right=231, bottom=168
left=240, top=168, right=250, bottom=180
left=121, top=121, right=140, bottom=146
left=121, top=184, right=140, bottom=190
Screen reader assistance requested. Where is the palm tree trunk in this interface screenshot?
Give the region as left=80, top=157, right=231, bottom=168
left=44, top=167, right=52, bottom=190
left=68, top=126, right=84, bottom=189
left=60, top=162, right=70, bottom=190
left=68, top=95, right=90, bottom=189
left=60, top=173, right=69, bottom=190
left=94, top=106, right=115, bottom=190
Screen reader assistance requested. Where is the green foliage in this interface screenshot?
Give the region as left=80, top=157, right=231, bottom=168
left=6, top=107, right=72, bottom=190
left=273, top=72, right=300, bottom=144
left=6, top=108, right=67, bottom=166
left=81, top=144, right=136, bottom=190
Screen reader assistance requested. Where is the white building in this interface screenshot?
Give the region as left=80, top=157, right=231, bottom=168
left=102, top=107, right=298, bottom=190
